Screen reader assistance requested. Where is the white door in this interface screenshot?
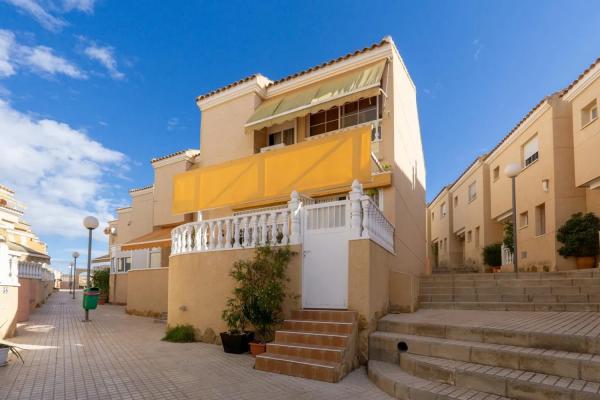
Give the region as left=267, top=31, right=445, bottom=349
left=302, top=201, right=350, bottom=309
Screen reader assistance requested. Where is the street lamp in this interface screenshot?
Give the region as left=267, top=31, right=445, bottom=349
left=83, top=216, right=99, bottom=322
left=69, top=262, right=74, bottom=296
left=505, top=163, right=520, bottom=275
left=72, top=251, right=79, bottom=299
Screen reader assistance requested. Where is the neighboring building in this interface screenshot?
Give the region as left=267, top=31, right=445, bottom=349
left=427, top=57, right=600, bottom=272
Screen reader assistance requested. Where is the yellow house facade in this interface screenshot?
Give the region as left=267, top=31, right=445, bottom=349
left=427, top=57, right=600, bottom=272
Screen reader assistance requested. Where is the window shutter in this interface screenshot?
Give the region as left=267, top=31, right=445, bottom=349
left=523, top=136, right=539, bottom=160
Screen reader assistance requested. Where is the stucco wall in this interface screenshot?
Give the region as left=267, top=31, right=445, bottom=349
left=126, top=268, right=168, bottom=316
left=168, top=246, right=302, bottom=336
left=154, top=160, right=189, bottom=226
left=130, top=189, right=154, bottom=238
left=109, top=273, right=128, bottom=304
left=0, top=285, right=18, bottom=339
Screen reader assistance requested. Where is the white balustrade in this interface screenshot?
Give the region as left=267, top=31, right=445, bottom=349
left=17, top=260, right=54, bottom=280
left=501, top=244, right=514, bottom=266
left=358, top=194, right=395, bottom=253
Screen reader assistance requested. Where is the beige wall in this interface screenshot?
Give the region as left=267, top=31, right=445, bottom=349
left=126, top=268, right=168, bottom=316
left=109, top=273, right=128, bottom=304
left=570, top=75, right=600, bottom=187
left=130, top=189, right=154, bottom=238
left=153, top=159, right=190, bottom=226
left=168, top=246, right=302, bottom=335
left=114, top=208, right=133, bottom=245
left=0, top=285, right=18, bottom=339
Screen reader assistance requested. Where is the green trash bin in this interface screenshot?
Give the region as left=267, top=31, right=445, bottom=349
left=83, top=287, right=100, bottom=310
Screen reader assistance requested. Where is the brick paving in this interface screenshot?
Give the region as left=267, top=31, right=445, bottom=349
left=0, top=291, right=391, bottom=400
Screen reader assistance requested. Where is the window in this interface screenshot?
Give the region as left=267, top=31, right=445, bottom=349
left=475, top=226, right=480, bottom=248
left=581, top=99, right=598, bottom=127
left=468, top=182, right=477, bottom=202
left=440, top=202, right=447, bottom=217
left=309, top=96, right=380, bottom=137
left=268, top=128, right=294, bottom=146
left=454, top=196, right=458, bottom=207
left=519, top=211, right=529, bottom=228
left=117, top=257, right=131, bottom=272
left=493, top=166, right=500, bottom=181
left=467, top=230, right=472, bottom=243
left=535, top=203, right=546, bottom=236
left=523, top=135, right=539, bottom=167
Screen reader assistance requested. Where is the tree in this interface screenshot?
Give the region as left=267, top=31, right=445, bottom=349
left=557, top=212, right=600, bottom=258
left=483, top=243, right=502, bottom=267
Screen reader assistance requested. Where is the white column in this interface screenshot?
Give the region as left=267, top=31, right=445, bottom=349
left=242, top=217, right=250, bottom=247
left=209, top=221, right=216, bottom=250
left=360, top=195, right=371, bottom=239
left=270, top=212, right=278, bottom=245
left=259, top=214, right=268, bottom=246
left=216, top=220, right=224, bottom=249
left=282, top=210, right=290, bottom=245
left=233, top=218, right=241, bottom=248
left=225, top=219, right=232, bottom=249
left=349, top=180, right=363, bottom=238
left=288, top=191, right=301, bottom=244
left=251, top=216, right=258, bottom=247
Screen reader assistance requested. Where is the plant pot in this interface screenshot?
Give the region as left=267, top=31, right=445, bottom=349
left=576, top=256, right=596, bottom=269
left=220, top=331, right=254, bottom=354
left=249, top=341, right=266, bottom=357
left=0, top=346, right=9, bottom=366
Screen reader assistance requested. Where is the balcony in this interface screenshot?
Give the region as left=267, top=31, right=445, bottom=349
left=172, top=125, right=390, bottom=214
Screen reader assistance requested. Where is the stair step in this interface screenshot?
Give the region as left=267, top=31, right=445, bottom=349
left=267, top=341, right=345, bottom=363
left=275, top=330, right=350, bottom=349
left=368, top=360, right=510, bottom=400
left=369, top=331, right=600, bottom=382
left=377, top=313, right=600, bottom=355
left=283, top=319, right=354, bottom=334
left=255, top=352, right=340, bottom=383
left=420, top=270, right=600, bottom=282
left=401, top=353, right=600, bottom=400
left=419, top=301, right=600, bottom=312
left=290, top=309, right=357, bottom=323
left=420, top=277, right=600, bottom=288
left=420, top=286, right=598, bottom=295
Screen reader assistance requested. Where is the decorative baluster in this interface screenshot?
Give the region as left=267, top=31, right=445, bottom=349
left=250, top=216, right=258, bottom=247
left=170, top=230, right=177, bottom=255
left=208, top=221, right=215, bottom=250
left=360, top=195, right=371, bottom=239
left=282, top=210, right=289, bottom=245
left=194, top=225, right=202, bottom=251
left=242, top=217, right=250, bottom=247
left=349, top=180, right=363, bottom=238
left=233, top=217, right=241, bottom=248
left=288, top=191, right=301, bottom=244
left=259, top=214, right=268, bottom=245
left=217, top=220, right=224, bottom=249
left=270, top=212, right=278, bottom=245
left=225, top=219, right=232, bottom=249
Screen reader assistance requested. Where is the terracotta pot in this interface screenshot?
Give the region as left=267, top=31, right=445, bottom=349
left=249, top=341, right=266, bottom=357
left=576, top=256, right=596, bottom=269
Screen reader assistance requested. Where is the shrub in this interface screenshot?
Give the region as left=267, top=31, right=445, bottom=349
left=482, top=243, right=502, bottom=267
left=557, top=212, right=600, bottom=258
left=503, top=222, right=514, bottom=253
left=162, top=324, right=196, bottom=342
left=230, top=245, right=295, bottom=343
left=91, top=268, right=110, bottom=299
left=221, top=297, right=246, bottom=334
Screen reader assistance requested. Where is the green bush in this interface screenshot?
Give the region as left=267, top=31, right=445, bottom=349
left=162, top=324, right=196, bottom=342
left=230, top=245, right=295, bottom=343
left=482, top=243, right=502, bottom=267
left=91, top=268, right=110, bottom=298
left=557, top=212, right=600, bottom=258
left=503, top=222, right=514, bottom=253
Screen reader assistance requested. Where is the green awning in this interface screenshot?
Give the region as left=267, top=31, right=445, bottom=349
left=245, top=60, right=386, bottom=132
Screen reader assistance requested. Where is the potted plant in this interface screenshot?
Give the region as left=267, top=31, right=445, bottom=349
left=230, top=245, right=294, bottom=357
left=91, top=268, right=110, bottom=304
left=0, top=343, right=24, bottom=367
left=557, top=212, right=600, bottom=269
left=220, top=297, right=254, bottom=354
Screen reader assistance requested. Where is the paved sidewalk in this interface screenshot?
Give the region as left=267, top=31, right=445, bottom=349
left=0, top=291, right=391, bottom=400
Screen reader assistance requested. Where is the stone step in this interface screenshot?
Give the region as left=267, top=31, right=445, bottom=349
left=369, top=331, right=600, bottom=382
left=290, top=309, right=357, bottom=323
left=266, top=341, right=345, bottom=363
left=419, top=294, right=600, bottom=303
left=255, top=352, right=340, bottom=383
left=421, top=277, right=600, bottom=288
left=274, top=330, right=350, bottom=348
left=367, top=360, right=510, bottom=400
left=400, top=353, right=600, bottom=400
left=283, top=319, right=354, bottom=335
left=421, top=269, right=600, bottom=282
left=420, top=286, right=599, bottom=295
left=419, top=301, right=600, bottom=312
left=377, top=314, right=600, bottom=355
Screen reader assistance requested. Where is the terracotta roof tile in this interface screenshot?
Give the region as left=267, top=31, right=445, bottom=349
left=129, top=185, right=153, bottom=193
left=561, top=57, right=600, bottom=97
left=151, top=149, right=200, bottom=164
left=196, top=74, right=260, bottom=102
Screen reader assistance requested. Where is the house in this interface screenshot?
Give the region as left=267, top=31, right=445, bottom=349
left=427, top=57, right=600, bottom=272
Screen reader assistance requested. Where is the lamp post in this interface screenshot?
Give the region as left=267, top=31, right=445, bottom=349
left=72, top=251, right=79, bottom=299
left=83, top=216, right=99, bottom=322
left=69, top=262, right=74, bottom=296
left=504, top=163, right=521, bottom=276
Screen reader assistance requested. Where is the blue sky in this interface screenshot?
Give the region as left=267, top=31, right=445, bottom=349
left=0, top=1, right=599, bottom=273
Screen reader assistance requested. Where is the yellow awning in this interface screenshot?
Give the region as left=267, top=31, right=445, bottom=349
left=172, top=126, right=372, bottom=214
left=121, top=228, right=173, bottom=251
left=245, top=60, right=386, bottom=132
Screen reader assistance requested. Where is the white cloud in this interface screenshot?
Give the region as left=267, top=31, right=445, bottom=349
left=0, top=29, right=86, bottom=79
left=84, top=44, right=124, bottom=80
left=21, top=45, right=86, bottom=78
left=166, top=117, right=179, bottom=131
left=0, top=99, right=126, bottom=240
left=0, top=30, right=16, bottom=77
left=62, top=0, right=95, bottom=13
left=2, top=0, right=66, bottom=31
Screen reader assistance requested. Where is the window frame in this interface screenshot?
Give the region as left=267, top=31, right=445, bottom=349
left=468, top=182, right=477, bottom=203
left=581, top=99, right=598, bottom=128
left=308, top=95, right=381, bottom=138
left=522, top=135, right=539, bottom=168
left=535, top=203, right=546, bottom=236
left=519, top=211, right=529, bottom=229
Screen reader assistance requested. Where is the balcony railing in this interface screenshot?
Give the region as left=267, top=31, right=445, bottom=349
left=501, top=244, right=514, bottom=266
left=17, top=261, right=55, bottom=281
left=171, top=180, right=395, bottom=256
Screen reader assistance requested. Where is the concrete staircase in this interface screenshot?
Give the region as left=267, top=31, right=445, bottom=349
left=255, top=310, right=358, bottom=383
left=420, top=269, right=600, bottom=311
left=368, top=310, right=600, bottom=399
